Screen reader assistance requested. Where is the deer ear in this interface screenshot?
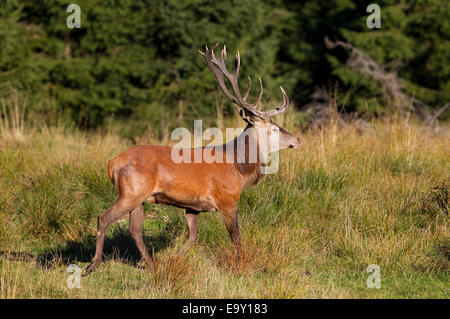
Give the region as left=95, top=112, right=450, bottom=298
left=239, top=109, right=254, bottom=125
left=234, top=106, right=254, bottom=125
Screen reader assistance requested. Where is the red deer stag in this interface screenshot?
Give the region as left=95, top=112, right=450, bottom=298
left=85, top=43, right=301, bottom=275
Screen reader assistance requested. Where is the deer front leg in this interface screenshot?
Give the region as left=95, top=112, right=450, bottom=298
left=221, top=208, right=242, bottom=260
left=178, top=209, right=199, bottom=255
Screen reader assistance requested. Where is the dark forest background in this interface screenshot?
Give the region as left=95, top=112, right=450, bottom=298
left=1, top=0, right=449, bottom=133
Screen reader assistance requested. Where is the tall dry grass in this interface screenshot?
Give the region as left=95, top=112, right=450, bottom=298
left=0, top=89, right=27, bottom=142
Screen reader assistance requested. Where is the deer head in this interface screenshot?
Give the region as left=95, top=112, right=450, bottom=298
left=199, top=43, right=301, bottom=154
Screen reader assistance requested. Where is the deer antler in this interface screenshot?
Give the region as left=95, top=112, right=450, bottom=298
left=199, top=43, right=289, bottom=122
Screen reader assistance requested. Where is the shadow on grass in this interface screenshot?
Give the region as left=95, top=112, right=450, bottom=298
left=0, top=219, right=184, bottom=270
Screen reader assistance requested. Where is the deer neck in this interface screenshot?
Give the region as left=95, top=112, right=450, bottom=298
left=230, top=125, right=266, bottom=187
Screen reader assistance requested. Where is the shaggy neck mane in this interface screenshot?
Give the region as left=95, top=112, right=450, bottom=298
left=228, top=125, right=266, bottom=187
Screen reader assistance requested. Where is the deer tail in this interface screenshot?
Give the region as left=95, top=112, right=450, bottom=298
left=107, top=157, right=120, bottom=189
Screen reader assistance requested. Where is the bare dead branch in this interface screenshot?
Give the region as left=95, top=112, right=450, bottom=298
left=325, top=37, right=449, bottom=127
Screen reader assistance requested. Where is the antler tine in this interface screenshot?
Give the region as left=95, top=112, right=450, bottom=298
left=234, top=52, right=240, bottom=78
left=247, top=76, right=263, bottom=107
left=243, top=76, right=252, bottom=102
left=222, top=45, right=227, bottom=63
left=263, top=86, right=290, bottom=117
left=255, top=77, right=263, bottom=105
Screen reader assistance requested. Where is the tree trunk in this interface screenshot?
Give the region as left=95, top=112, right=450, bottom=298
left=64, top=32, right=72, bottom=59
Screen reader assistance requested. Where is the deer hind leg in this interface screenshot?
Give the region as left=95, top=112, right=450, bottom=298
left=129, top=204, right=154, bottom=271
left=178, top=209, right=199, bottom=255
left=85, top=164, right=151, bottom=275
left=84, top=199, right=139, bottom=275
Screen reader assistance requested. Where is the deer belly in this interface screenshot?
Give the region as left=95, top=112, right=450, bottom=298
left=151, top=191, right=218, bottom=212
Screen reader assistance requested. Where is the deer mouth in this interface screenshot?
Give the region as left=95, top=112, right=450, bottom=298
left=289, top=140, right=302, bottom=149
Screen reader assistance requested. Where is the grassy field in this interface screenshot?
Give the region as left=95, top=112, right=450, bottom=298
left=0, top=113, right=448, bottom=298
